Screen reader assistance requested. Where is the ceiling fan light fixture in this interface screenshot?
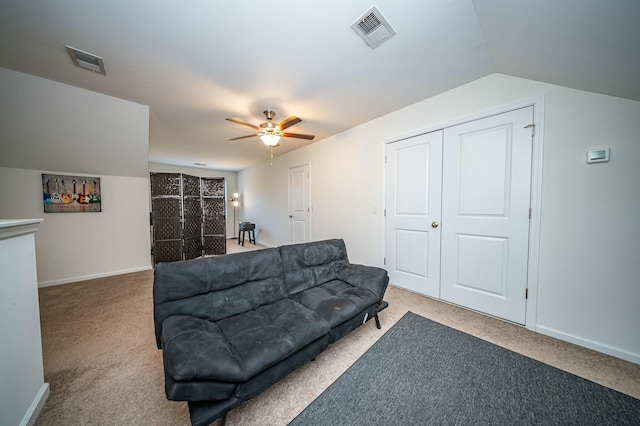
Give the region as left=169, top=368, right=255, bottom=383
left=260, top=133, right=281, bottom=147
left=225, top=109, right=314, bottom=147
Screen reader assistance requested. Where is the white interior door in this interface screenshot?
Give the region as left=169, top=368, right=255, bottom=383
left=385, top=131, right=442, bottom=298
left=289, top=163, right=310, bottom=244
left=440, top=106, right=533, bottom=324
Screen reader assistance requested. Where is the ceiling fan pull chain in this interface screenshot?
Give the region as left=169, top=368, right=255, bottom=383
left=270, top=147, right=274, bottom=166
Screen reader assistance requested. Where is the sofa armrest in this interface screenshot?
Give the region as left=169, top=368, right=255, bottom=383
left=338, top=264, right=389, bottom=300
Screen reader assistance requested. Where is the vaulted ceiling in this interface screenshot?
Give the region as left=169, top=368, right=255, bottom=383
left=1, top=0, right=639, bottom=171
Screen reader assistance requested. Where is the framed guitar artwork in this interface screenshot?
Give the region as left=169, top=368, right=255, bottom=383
left=42, top=174, right=101, bottom=213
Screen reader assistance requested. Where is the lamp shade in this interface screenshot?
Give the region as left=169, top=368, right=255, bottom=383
left=260, top=134, right=281, bottom=147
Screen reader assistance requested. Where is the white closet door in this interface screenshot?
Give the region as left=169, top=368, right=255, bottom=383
left=440, top=106, right=533, bottom=324
left=385, top=131, right=443, bottom=298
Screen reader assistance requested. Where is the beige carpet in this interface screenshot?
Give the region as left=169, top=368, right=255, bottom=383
left=35, top=242, right=640, bottom=425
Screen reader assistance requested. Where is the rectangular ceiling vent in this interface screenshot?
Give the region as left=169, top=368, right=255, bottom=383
left=66, top=45, right=106, bottom=75
left=351, top=6, right=396, bottom=49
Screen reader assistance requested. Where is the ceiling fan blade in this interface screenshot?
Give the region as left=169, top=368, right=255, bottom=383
left=283, top=132, right=315, bottom=140
left=226, top=134, right=258, bottom=141
left=226, top=118, right=260, bottom=130
left=277, top=116, right=302, bottom=130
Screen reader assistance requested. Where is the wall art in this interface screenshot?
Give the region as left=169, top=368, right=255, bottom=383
left=42, top=174, right=101, bottom=213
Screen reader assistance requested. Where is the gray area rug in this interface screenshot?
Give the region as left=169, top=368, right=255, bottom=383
left=290, top=312, right=640, bottom=425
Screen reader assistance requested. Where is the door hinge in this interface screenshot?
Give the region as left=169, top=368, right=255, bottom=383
left=384, top=155, right=387, bottom=164
left=524, top=123, right=535, bottom=136
left=529, top=208, right=532, bottom=219
left=383, top=209, right=386, bottom=217
left=383, top=258, right=386, bottom=265
left=525, top=288, right=528, bottom=299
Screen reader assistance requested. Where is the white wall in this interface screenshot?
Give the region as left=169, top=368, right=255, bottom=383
left=0, top=167, right=152, bottom=286
left=239, top=73, right=640, bottom=363
left=533, top=86, right=640, bottom=362
left=239, top=133, right=384, bottom=259
left=0, top=220, right=48, bottom=426
left=0, top=67, right=152, bottom=286
left=149, top=163, right=238, bottom=238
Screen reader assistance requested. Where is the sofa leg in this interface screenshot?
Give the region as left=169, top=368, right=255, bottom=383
left=217, top=413, right=227, bottom=426
left=374, top=313, right=381, bottom=329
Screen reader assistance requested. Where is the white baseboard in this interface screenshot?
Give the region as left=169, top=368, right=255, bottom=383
left=255, top=240, right=275, bottom=247
left=21, top=383, right=49, bottom=426
left=38, top=265, right=152, bottom=288
left=536, top=324, right=640, bottom=365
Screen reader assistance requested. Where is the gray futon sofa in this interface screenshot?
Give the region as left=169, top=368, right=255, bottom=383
left=153, top=239, right=389, bottom=425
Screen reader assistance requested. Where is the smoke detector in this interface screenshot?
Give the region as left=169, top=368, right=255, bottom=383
left=66, top=46, right=106, bottom=75
left=351, top=6, right=396, bottom=49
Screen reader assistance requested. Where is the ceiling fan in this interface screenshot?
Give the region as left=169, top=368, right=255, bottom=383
left=226, top=110, right=315, bottom=147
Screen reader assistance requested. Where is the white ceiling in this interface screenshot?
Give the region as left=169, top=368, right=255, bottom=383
left=1, top=0, right=639, bottom=172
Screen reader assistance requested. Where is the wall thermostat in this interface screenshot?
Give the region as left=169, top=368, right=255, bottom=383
left=587, top=148, right=610, bottom=163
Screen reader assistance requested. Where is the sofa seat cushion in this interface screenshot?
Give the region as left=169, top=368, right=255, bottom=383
left=162, top=299, right=330, bottom=383
left=290, top=280, right=379, bottom=327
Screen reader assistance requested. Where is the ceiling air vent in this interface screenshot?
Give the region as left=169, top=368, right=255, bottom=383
left=66, top=45, right=106, bottom=75
left=351, top=6, right=396, bottom=49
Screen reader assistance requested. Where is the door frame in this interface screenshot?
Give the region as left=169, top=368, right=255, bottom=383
left=381, top=95, right=545, bottom=331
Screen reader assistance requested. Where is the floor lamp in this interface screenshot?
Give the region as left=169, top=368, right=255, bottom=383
left=232, top=192, right=239, bottom=239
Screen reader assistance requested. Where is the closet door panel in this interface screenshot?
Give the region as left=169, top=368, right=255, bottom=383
left=385, top=131, right=443, bottom=298
left=440, top=106, right=533, bottom=324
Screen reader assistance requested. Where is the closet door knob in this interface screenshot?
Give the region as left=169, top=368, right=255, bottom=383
left=431, top=221, right=439, bottom=228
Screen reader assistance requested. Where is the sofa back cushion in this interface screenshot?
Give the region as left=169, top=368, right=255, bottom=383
left=153, top=248, right=286, bottom=347
left=279, top=239, right=349, bottom=295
